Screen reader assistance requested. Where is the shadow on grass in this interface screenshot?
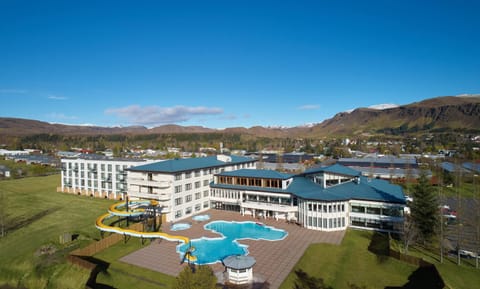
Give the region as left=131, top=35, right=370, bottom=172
left=368, top=231, right=390, bottom=263
left=385, top=265, right=444, bottom=289
left=79, top=256, right=115, bottom=289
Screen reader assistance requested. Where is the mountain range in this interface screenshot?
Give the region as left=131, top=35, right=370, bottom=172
left=1, top=96, right=479, bottom=138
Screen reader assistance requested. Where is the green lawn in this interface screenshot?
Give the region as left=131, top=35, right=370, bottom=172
left=0, top=174, right=115, bottom=288
left=280, top=230, right=417, bottom=289
left=394, top=244, right=480, bottom=289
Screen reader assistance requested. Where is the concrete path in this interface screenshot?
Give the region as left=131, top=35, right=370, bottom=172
left=120, top=210, right=345, bottom=289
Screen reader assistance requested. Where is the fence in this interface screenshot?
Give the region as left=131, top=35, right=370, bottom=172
left=389, top=249, right=433, bottom=267
left=71, top=223, right=143, bottom=257
left=68, top=222, right=145, bottom=288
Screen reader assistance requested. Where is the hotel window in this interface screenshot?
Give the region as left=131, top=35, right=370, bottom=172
left=108, top=164, right=112, bottom=172
left=195, top=181, right=201, bottom=189
left=175, top=185, right=182, bottom=193
left=323, top=205, right=327, bottom=213
left=175, top=197, right=182, bottom=205
left=185, top=183, right=192, bottom=191
left=203, top=201, right=209, bottom=208
left=366, top=207, right=381, bottom=215
left=185, top=207, right=192, bottom=215
left=323, top=219, right=328, bottom=228
left=195, top=170, right=201, bottom=177
left=203, top=179, right=209, bottom=186
left=175, top=210, right=182, bottom=218
left=195, top=192, right=201, bottom=200
left=341, top=204, right=345, bottom=212
left=195, top=204, right=201, bottom=211
left=185, top=195, right=192, bottom=202
left=329, top=205, right=332, bottom=213
left=175, top=174, right=182, bottom=181
left=203, top=190, right=209, bottom=197
left=351, top=205, right=364, bottom=213
left=185, top=172, right=191, bottom=179
left=329, top=219, right=332, bottom=228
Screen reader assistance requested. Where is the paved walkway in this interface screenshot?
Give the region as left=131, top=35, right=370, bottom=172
left=121, top=210, right=345, bottom=289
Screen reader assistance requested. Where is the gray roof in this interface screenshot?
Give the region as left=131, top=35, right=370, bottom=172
left=223, top=255, right=256, bottom=269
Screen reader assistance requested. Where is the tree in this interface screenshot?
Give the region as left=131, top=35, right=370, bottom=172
left=174, top=265, right=217, bottom=289
left=410, top=170, right=439, bottom=245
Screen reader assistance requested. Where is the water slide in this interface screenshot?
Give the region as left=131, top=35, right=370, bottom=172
left=95, top=201, right=196, bottom=261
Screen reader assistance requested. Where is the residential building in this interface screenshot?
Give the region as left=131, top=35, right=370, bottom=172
left=210, top=164, right=406, bottom=232
left=0, top=165, right=11, bottom=178
left=59, top=154, right=150, bottom=199
left=126, top=155, right=257, bottom=222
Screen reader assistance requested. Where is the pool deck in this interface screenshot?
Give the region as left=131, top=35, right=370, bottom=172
left=120, top=210, right=345, bottom=289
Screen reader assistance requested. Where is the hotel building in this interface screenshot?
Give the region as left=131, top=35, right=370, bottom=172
left=126, top=155, right=256, bottom=222
left=210, top=164, right=406, bottom=232
left=59, top=154, right=150, bottom=199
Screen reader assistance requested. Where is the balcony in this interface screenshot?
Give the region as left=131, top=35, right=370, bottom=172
left=239, top=200, right=297, bottom=213
left=128, top=191, right=171, bottom=201
left=349, top=212, right=403, bottom=223
left=128, top=178, right=171, bottom=189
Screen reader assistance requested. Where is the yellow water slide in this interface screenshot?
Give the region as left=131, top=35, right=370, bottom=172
left=95, top=201, right=195, bottom=261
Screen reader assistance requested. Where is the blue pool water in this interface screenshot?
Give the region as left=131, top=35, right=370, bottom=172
left=170, top=222, right=191, bottom=231
left=177, top=221, right=287, bottom=264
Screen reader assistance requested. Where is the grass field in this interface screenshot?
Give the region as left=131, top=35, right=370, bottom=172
left=0, top=174, right=115, bottom=289
left=279, top=230, right=418, bottom=289
left=392, top=243, right=480, bottom=289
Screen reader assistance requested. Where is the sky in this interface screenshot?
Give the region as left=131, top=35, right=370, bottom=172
left=1, top=0, right=479, bottom=129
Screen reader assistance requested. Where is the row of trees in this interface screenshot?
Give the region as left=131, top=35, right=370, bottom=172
left=4, top=131, right=479, bottom=160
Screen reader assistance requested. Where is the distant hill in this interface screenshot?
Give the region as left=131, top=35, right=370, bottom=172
left=0, top=96, right=479, bottom=138
left=307, top=96, right=480, bottom=136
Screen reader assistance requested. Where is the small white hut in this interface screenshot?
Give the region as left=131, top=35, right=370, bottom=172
left=222, top=255, right=256, bottom=285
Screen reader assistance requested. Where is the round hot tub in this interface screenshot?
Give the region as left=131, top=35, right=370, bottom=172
left=171, top=222, right=192, bottom=231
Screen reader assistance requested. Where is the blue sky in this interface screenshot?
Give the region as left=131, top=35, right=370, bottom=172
left=1, top=0, right=479, bottom=129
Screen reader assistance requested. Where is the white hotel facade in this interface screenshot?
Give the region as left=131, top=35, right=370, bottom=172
left=59, top=154, right=151, bottom=199
left=126, top=155, right=256, bottom=223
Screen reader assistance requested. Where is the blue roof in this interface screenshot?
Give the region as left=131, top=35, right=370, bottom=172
left=217, top=169, right=293, bottom=179
left=441, top=162, right=471, bottom=174
left=463, top=162, right=480, bottom=173
left=211, top=173, right=405, bottom=204
left=129, top=155, right=254, bottom=173
left=304, top=163, right=361, bottom=177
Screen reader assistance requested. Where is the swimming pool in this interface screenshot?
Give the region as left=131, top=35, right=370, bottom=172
left=177, top=221, right=287, bottom=264
left=170, top=222, right=191, bottom=231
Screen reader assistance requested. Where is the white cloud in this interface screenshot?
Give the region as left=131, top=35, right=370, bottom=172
left=0, top=89, right=27, bottom=94
left=298, top=104, right=320, bottom=110
left=105, top=105, right=224, bottom=125
left=48, top=95, right=68, bottom=100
